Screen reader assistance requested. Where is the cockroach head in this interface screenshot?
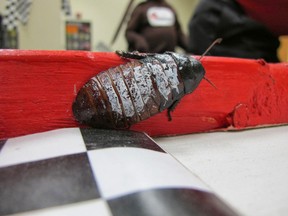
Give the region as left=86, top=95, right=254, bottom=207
left=168, top=52, right=205, bottom=94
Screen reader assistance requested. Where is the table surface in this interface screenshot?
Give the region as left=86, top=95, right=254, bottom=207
left=155, top=125, right=288, bottom=216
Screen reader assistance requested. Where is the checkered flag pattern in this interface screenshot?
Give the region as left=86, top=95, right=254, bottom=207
left=0, top=128, right=238, bottom=216
left=2, top=0, right=32, bottom=30
left=17, top=0, right=32, bottom=24
left=62, top=0, right=71, bottom=16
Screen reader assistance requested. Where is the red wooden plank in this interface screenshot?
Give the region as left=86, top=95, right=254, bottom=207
left=0, top=50, right=288, bottom=139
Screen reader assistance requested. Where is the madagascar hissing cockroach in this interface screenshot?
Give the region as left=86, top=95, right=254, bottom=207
left=72, top=39, right=221, bottom=129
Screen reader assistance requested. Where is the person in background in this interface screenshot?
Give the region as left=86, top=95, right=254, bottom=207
left=188, top=0, right=288, bottom=62
left=125, top=0, right=188, bottom=53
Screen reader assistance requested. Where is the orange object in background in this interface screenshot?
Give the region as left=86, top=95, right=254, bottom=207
left=278, top=36, right=288, bottom=62
left=66, top=24, right=79, bottom=34
left=0, top=50, right=288, bottom=139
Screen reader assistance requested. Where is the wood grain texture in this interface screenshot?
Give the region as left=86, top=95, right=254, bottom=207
left=1, top=50, right=288, bottom=139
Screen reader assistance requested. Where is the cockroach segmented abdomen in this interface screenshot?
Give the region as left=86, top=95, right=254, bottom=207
left=72, top=51, right=206, bottom=129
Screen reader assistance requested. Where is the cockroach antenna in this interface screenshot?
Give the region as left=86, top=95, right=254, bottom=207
left=203, top=76, right=217, bottom=89
left=198, top=38, right=222, bottom=89
left=199, top=38, right=222, bottom=61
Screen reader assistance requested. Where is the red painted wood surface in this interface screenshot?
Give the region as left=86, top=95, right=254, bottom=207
left=1, top=50, right=288, bottom=139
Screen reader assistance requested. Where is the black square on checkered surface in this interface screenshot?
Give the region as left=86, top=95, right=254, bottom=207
left=80, top=128, right=164, bottom=152
left=108, top=188, right=237, bottom=216
left=0, top=140, right=6, bottom=152
left=0, top=153, right=100, bottom=215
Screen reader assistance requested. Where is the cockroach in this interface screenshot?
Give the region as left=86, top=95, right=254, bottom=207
left=72, top=39, right=222, bottom=129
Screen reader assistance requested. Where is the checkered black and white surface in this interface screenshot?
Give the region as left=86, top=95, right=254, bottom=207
left=0, top=128, right=238, bottom=216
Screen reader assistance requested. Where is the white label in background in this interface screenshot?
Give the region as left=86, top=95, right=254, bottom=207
left=147, top=7, right=175, bottom=27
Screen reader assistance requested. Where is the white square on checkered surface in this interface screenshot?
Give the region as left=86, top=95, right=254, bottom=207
left=0, top=128, right=86, bottom=168
left=88, top=147, right=209, bottom=199
left=8, top=199, right=112, bottom=216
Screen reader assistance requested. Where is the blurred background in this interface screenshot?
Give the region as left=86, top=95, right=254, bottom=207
left=0, top=0, right=287, bottom=61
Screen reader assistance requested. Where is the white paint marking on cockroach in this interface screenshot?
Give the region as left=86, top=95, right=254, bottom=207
left=157, top=54, right=180, bottom=93
left=98, top=73, right=122, bottom=115
left=109, top=69, right=135, bottom=117
left=147, top=62, right=171, bottom=102
left=134, top=65, right=153, bottom=104
left=122, top=65, right=145, bottom=114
